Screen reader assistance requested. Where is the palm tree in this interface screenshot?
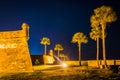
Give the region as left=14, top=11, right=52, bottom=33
left=54, top=44, right=64, bottom=57
left=91, top=5, right=117, bottom=68
left=40, top=37, right=50, bottom=55
left=59, top=53, right=66, bottom=61
left=90, top=27, right=102, bottom=68
left=71, top=32, right=88, bottom=66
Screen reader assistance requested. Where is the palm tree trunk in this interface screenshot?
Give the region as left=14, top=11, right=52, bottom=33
left=64, top=56, right=65, bottom=61
left=102, top=23, right=107, bottom=69
left=58, top=50, right=60, bottom=57
left=78, top=43, right=81, bottom=66
left=44, top=44, right=46, bottom=55
left=97, top=38, right=100, bottom=68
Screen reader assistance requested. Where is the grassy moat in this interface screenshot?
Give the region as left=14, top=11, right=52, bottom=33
left=0, top=65, right=120, bottom=80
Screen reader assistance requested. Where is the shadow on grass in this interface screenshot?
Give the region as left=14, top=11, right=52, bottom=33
left=0, top=66, right=120, bottom=80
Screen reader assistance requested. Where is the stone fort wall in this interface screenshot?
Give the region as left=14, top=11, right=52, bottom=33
left=0, top=23, right=33, bottom=73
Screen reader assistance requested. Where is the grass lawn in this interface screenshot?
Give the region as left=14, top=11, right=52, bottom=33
left=0, top=65, right=120, bottom=80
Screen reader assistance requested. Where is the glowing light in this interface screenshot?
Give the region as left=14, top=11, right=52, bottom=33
left=61, top=63, right=67, bottom=67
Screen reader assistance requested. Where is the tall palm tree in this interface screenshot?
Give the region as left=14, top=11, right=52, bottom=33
left=91, top=5, right=117, bottom=68
left=71, top=32, right=88, bottom=66
left=54, top=44, right=64, bottom=57
left=90, top=27, right=102, bottom=68
left=40, top=37, right=50, bottom=55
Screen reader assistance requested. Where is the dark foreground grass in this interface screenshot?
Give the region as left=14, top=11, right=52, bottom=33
left=0, top=66, right=120, bottom=80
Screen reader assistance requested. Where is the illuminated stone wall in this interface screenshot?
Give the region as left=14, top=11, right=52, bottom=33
left=0, top=23, right=33, bottom=73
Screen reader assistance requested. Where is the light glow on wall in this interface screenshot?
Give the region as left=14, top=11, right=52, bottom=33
left=0, top=43, right=17, bottom=48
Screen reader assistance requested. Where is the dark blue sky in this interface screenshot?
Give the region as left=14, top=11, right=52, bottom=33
left=0, top=0, right=120, bottom=60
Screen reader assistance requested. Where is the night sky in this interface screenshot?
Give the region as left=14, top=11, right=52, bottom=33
left=0, top=0, right=120, bottom=60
